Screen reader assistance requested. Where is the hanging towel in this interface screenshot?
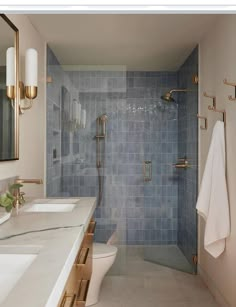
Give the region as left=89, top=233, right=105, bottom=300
left=196, top=121, right=230, bottom=258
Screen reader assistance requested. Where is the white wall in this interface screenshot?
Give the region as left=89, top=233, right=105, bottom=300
left=0, top=14, right=46, bottom=197
left=199, top=15, right=236, bottom=307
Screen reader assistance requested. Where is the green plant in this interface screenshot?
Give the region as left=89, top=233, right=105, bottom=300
left=0, top=183, right=23, bottom=213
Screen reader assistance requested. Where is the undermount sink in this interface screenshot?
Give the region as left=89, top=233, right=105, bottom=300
left=0, top=253, right=37, bottom=304
left=25, top=203, right=76, bottom=213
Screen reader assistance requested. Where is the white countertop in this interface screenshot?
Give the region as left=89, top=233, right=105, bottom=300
left=0, top=197, right=96, bottom=307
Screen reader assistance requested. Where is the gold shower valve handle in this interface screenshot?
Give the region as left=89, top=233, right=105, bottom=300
left=173, top=159, right=189, bottom=169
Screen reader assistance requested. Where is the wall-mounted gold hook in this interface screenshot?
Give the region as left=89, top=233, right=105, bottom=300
left=223, top=78, right=236, bottom=101
left=197, top=114, right=208, bottom=130
left=208, top=105, right=226, bottom=127
left=203, top=92, right=216, bottom=108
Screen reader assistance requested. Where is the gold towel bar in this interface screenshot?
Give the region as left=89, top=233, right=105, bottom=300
left=223, top=78, right=236, bottom=101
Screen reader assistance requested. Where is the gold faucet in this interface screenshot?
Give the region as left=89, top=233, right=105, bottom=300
left=14, top=178, right=43, bottom=211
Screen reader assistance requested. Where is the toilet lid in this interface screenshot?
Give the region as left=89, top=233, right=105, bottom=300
left=92, top=243, right=117, bottom=259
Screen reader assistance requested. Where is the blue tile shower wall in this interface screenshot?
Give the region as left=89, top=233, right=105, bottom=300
left=177, top=47, right=198, bottom=266
left=64, top=71, right=179, bottom=245
left=125, top=72, right=178, bottom=245
left=46, top=46, right=198, bottom=249
left=46, top=46, right=180, bottom=245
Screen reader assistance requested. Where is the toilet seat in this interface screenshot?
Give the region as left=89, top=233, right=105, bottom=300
left=92, top=243, right=117, bottom=259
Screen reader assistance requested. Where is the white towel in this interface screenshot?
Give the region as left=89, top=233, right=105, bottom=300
left=196, top=121, right=230, bottom=258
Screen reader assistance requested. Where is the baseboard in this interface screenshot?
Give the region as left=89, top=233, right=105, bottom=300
left=198, top=265, right=231, bottom=307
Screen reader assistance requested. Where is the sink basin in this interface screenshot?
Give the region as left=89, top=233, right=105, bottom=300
left=0, top=254, right=37, bottom=304
left=25, top=203, right=76, bottom=213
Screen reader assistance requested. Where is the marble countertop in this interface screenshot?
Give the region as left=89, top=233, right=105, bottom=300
left=0, top=197, right=96, bottom=307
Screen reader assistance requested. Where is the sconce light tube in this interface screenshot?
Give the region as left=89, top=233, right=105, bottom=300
left=6, top=47, right=15, bottom=86
left=77, top=102, right=81, bottom=125
left=25, top=48, right=38, bottom=100
left=81, top=109, right=86, bottom=128
left=6, top=47, right=15, bottom=100
left=71, top=99, right=77, bottom=121
left=25, top=48, right=38, bottom=86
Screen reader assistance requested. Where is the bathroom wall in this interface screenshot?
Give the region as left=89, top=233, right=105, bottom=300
left=0, top=14, right=46, bottom=197
left=199, top=15, right=236, bottom=307
left=177, top=47, right=198, bottom=268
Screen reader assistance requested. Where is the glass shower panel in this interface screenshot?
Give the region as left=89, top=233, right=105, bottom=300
left=143, top=47, right=198, bottom=274
left=46, top=44, right=198, bottom=275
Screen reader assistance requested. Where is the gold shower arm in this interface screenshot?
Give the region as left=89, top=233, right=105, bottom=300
left=169, top=89, right=188, bottom=94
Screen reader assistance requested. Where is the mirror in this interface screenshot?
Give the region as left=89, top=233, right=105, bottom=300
left=0, top=14, right=19, bottom=161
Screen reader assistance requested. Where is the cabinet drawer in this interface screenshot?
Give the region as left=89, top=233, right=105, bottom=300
left=66, top=265, right=82, bottom=293
left=87, top=221, right=96, bottom=235
left=58, top=219, right=95, bottom=307
left=60, top=292, right=76, bottom=307
left=75, top=247, right=90, bottom=268
left=76, top=280, right=90, bottom=307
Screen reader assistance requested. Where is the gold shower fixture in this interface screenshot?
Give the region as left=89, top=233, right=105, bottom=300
left=161, top=89, right=188, bottom=102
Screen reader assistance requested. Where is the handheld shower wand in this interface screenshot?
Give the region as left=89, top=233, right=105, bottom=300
left=96, top=114, right=108, bottom=206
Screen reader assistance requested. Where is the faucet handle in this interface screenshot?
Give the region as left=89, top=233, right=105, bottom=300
left=19, top=191, right=25, bottom=204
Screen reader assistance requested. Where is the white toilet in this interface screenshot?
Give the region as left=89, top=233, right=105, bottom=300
left=86, top=243, right=117, bottom=306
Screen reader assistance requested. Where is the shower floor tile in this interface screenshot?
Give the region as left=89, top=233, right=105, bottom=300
left=95, top=246, right=220, bottom=307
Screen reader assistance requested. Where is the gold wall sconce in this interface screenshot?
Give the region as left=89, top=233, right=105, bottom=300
left=223, top=78, right=236, bottom=101
left=6, top=47, right=38, bottom=113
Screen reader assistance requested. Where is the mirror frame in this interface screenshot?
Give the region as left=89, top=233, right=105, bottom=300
left=0, top=14, right=19, bottom=161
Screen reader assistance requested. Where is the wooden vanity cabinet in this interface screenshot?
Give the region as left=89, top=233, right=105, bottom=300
left=58, top=220, right=96, bottom=307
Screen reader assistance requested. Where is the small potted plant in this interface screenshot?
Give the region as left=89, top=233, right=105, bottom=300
left=0, top=183, right=23, bottom=224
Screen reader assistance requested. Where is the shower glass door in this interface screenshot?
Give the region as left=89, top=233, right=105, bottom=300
left=143, top=48, right=199, bottom=274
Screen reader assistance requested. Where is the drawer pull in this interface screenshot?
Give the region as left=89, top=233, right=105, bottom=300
left=76, top=247, right=89, bottom=266
left=87, top=221, right=96, bottom=235
left=77, top=280, right=90, bottom=303
left=61, top=293, right=76, bottom=307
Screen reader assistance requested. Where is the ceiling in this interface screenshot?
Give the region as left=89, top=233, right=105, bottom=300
left=28, top=14, right=217, bottom=71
